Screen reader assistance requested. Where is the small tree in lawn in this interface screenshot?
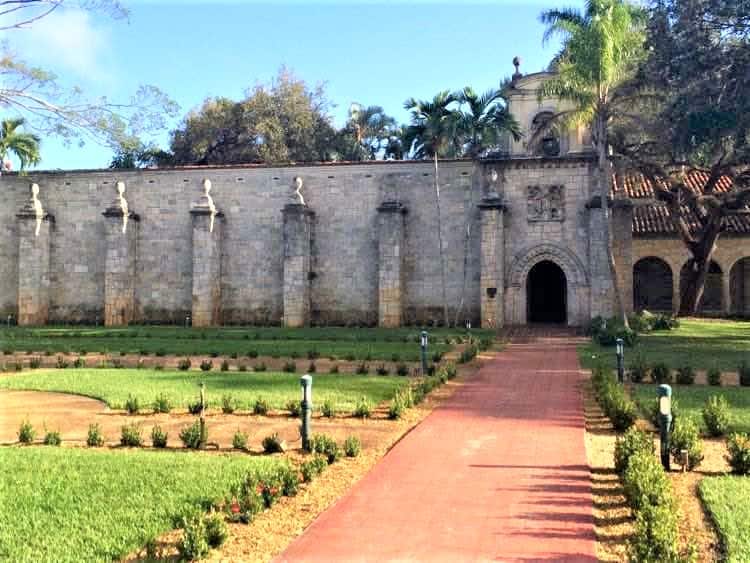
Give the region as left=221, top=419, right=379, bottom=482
left=403, top=91, right=462, bottom=326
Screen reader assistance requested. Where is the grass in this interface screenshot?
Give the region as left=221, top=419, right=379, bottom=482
left=632, top=384, right=750, bottom=434
left=0, top=447, right=282, bottom=562
left=0, top=368, right=407, bottom=411
left=700, top=476, right=750, bottom=561
left=579, top=318, right=750, bottom=372
left=0, top=326, right=487, bottom=361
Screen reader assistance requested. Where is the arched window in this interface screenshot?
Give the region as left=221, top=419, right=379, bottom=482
left=730, top=257, right=750, bottom=317
left=633, top=257, right=673, bottom=312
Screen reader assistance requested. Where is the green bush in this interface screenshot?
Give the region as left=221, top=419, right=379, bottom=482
left=120, top=423, right=143, bottom=447
left=675, top=365, right=695, bottom=385
left=396, top=363, right=409, bottom=376
left=669, top=418, right=703, bottom=471
left=614, top=427, right=654, bottom=475
left=458, top=344, right=478, bottom=364
left=187, top=400, right=205, bottom=415
left=726, top=433, right=750, bottom=475
left=200, top=360, right=213, bottom=372
left=277, top=465, right=300, bottom=497
left=253, top=398, right=269, bottom=416
left=308, top=361, right=317, bottom=373
left=356, top=362, right=369, bottom=375
left=56, top=356, right=69, bottom=369
left=321, top=399, right=336, bottom=418
left=179, top=420, right=205, bottom=450
left=343, top=436, right=361, bottom=457
left=86, top=423, right=104, bottom=447
left=238, top=363, right=247, bottom=372
left=246, top=349, right=259, bottom=358
left=388, top=395, right=405, bottom=420
left=629, top=353, right=649, bottom=384
left=221, top=394, right=236, bottom=414
left=286, top=400, right=301, bottom=418
left=72, top=356, right=86, bottom=368
left=328, top=363, right=339, bottom=374
left=283, top=361, right=296, bottom=373
left=253, top=362, right=267, bottom=372
left=353, top=396, right=372, bottom=419
left=226, top=474, right=264, bottom=524
left=204, top=513, right=228, bottom=549
left=151, top=425, right=168, bottom=448
left=300, top=455, right=328, bottom=482
left=232, top=430, right=248, bottom=451
left=262, top=433, right=284, bottom=454
left=125, top=394, right=140, bottom=415
left=310, top=433, right=340, bottom=464
left=702, top=395, right=731, bottom=437
left=17, top=419, right=35, bottom=444
left=220, top=360, right=230, bottom=372
left=628, top=501, right=682, bottom=563
left=651, top=362, right=671, bottom=384
left=153, top=393, right=171, bottom=414
left=707, top=367, right=722, bottom=386
left=622, top=451, right=671, bottom=511
left=591, top=366, right=637, bottom=431
left=176, top=510, right=210, bottom=561
left=177, top=358, right=192, bottom=371
left=376, top=364, right=389, bottom=375
left=739, top=362, right=750, bottom=387
left=443, top=362, right=457, bottom=379
left=431, top=351, right=443, bottom=363
left=43, top=430, right=62, bottom=446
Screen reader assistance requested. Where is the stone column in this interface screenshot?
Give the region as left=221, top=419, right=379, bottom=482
left=611, top=198, right=634, bottom=314
left=103, top=190, right=139, bottom=326
left=16, top=186, right=53, bottom=326
left=282, top=203, right=314, bottom=328
left=722, top=272, right=731, bottom=316
left=586, top=196, right=615, bottom=319
left=377, top=201, right=407, bottom=328
left=190, top=183, right=223, bottom=327
left=478, top=196, right=506, bottom=329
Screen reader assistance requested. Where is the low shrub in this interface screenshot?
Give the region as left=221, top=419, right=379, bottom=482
left=86, top=423, right=104, bottom=447
left=56, top=356, right=69, bottom=369
left=310, top=433, right=340, bottom=464
left=205, top=513, right=228, bottom=549
left=443, top=362, right=457, bottom=379
left=29, top=357, right=41, bottom=369
left=176, top=510, right=210, bottom=561
left=221, top=394, right=236, bottom=414
left=356, top=362, right=369, bottom=375
left=622, top=451, right=672, bottom=511
left=669, top=418, right=703, bottom=471
left=232, top=430, right=248, bottom=451
left=253, top=362, right=267, bottom=372
left=376, top=364, right=389, bottom=376
left=591, top=366, right=637, bottom=431
left=344, top=353, right=356, bottom=361
left=178, top=358, right=192, bottom=371
left=120, top=423, right=143, bottom=447
left=651, top=362, right=671, bottom=384
left=431, top=351, right=443, bottom=363
left=628, top=501, right=681, bottom=562
left=238, top=363, right=247, bottom=372
left=396, top=363, right=409, bottom=376
left=200, top=360, right=213, bottom=372
left=253, top=398, right=269, bottom=416
left=187, top=400, right=205, bottom=415
left=675, top=365, right=695, bottom=385
left=702, top=395, right=731, bottom=437
left=43, top=429, right=62, bottom=446
left=286, top=400, right=301, bottom=417
left=353, top=396, right=372, bottom=419
left=153, top=393, right=172, bottom=414
left=629, top=353, right=649, bottom=384
left=739, top=361, right=750, bottom=387
left=343, top=436, right=361, bottom=457
left=458, top=345, right=478, bottom=364
left=125, top=394, right=140, bottom=415
left=614, top=427, right=654, bottom=475
left=388, top=395, right=405, bottom=420
left=151, top=425, right=168, bottom=448
left=307, top=349, right=319, bottom=360
left=301, top=455, right=328, bottom=482
left=308, top=361, right=317, bottom=373
left=179, top=420, right=206, bottom=450
left=246, top=349, right=259, bottom=358
left=262, top=432, right=284, bottom=454
left=209, top=351, right=219, bottom=358
left=283, top=361, right=296, bottom=373
left=321, top=399, right=336, bottom=418
left=707, top=367, right=722, bottom=386
left=17, top=419, right=35, bottom=444
left=220, top=359, right=230, bottom=372
left=726, top=433, right=750, bottom=475
left=328, top=363, right=339, bottom=374
left=277, top=465, right=300, bottom=497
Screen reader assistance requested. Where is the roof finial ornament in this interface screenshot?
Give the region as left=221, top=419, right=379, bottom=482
left=512, top=56, right=522, bottom=81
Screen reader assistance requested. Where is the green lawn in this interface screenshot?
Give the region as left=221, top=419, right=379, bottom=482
left=700, top=477, right=750, bottom=562
left=0, top=368, right=407, bottom=411
left=0, top=326, right=489, bottom=361
left=632, top=384, right=750, bottom=434
left=0, top=447, right=282, bottom=562
left=579, top=318, right=750, bottom=372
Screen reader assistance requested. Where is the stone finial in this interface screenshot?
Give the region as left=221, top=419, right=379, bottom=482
left=512, top=56, right=522, bottom=81
left=116, top=181, right=129, bottom=234
left=31, top=183, right=44, bottom=237
left=292, top=176, right=306, bottom=206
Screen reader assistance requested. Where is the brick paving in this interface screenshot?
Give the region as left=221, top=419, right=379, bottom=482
left=278, top=334, right=596, bottom=562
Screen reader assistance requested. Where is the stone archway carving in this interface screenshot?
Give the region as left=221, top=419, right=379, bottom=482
left=506, top=243, right=590, bottom=326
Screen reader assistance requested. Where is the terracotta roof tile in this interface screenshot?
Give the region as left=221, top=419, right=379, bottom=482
left=632, top=203, right=750, bottom=236
left=613, top=170, right=735, bottom=199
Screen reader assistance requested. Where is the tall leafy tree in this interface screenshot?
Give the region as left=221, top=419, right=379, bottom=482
left=455, top=86, right=521, bottom=158
left=403, top=91, right=462, bottom=326
left=615, top=0, right=750, bottom=314
left=0, top=117, right=41, bottom=171
left=338, top=104, right=397, bottom=160
left=537, top=0, right=647, bottom=326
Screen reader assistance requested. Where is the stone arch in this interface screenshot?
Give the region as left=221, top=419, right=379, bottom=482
left=679, top=259, right=723, bottom=314
left=633, top=257, right=673, bottom=312
left=506, top=244, right=589, bottom=326
left=729, top=257, right=750, bottom=316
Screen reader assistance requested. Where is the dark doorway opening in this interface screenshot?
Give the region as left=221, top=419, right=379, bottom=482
left=527, top=260, right=567, bottom=323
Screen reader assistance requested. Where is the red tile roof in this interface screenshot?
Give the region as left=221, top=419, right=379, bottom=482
left=613, top=170, right=736, bottom=199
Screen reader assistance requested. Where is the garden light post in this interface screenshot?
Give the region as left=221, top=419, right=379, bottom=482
left=420, top=331, right=428, bottom=376
left=616, top=338, right=624, bottom=383
left=6, top=314, right=11, bottom=329
left=658, top=384, right=672, bottom=470
left=300, top=374, right=312, bottom=451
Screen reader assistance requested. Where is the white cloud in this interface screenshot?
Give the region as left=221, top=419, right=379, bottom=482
left=10, top=7, right=110, bottom=80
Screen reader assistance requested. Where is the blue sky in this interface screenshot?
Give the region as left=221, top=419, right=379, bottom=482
left=5, top=0, right=580, bottom=170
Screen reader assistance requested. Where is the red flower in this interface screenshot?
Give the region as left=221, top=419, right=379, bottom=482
left=230, top=499, right=241, bottom=514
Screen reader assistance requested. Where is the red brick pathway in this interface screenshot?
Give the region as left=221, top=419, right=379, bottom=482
left=278, top=335, right=596, bottom=562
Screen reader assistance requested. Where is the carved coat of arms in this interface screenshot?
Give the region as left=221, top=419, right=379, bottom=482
left=527, top=185, right=565, bottom=222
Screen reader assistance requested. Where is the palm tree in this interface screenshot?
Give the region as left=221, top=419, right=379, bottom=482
left=455, top=86, right=521, bottom=158
left=536, top=0, right=646, bottom=327
left=403, top=91, right=462, bottom=326
left=0, top=117, right=41, bottom=171
left=345, top=104, right=397, bottom=160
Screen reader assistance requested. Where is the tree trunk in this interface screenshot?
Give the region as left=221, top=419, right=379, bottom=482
left=679, top=222, right=722, bottom=314
left=434, top=153, right=450, bottom=326
left=595, top=116, right=629, bottom=329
